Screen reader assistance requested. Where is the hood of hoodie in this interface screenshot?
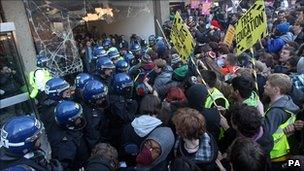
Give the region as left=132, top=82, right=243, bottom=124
left=138, top=127, right=175, bottom=169
left=280, top=32, right=294, bottom=43
left=270, top=95, right=299, bottom=113
left=186, top=84, right=208, bottom=111
left=132, top=115, right=162, bottom=137
left=297, top=57, right=304, bottom=74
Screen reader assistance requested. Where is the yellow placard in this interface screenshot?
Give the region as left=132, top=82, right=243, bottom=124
left=235, top=0, right=268, bottom=55
left=170, top=12, right=195, bottom=60
left=223, top=25, right=235, bottom=47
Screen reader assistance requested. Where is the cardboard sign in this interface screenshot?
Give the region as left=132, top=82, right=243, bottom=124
left=223, top=25, right=235, bottom=47
left=235, top=0, right=267, bottom=55
left=170, top=12, right=196, bottom=60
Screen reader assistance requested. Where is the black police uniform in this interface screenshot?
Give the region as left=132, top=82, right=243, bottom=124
left=108, top=95, right=138, bottom=149
left=0, top=149, right=62, bottom=171
left=45, top=118, right=89, bottom=171
left=81, top=102, right=110, bottom=150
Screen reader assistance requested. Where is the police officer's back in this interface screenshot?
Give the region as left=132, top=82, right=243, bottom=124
left=81, top=80, right=111, bottom=150
left=109, top=73, right=138, bottom=148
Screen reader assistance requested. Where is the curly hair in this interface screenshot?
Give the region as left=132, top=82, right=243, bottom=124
left=172, top=108, right=206, bottom=140
left=229, top=138, right=268, bottom=171
left=228, top=103, right=262, bottom=138
left=91, top=143, right=119, bottom=170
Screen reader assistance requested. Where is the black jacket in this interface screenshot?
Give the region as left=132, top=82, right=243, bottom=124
left=0, top=149, right=61, bottom=171
left=218, top=127, right=273, bottom=156
left=186, top=84, right=221, bottom=140
left=46, top=119, right=89, bottom=170
left=86, top=156, right=112, bottom=171
left=82, top=102, right=110, bottom=150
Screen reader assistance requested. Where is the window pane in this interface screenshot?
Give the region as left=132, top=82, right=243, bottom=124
left=0, top=100, right=35, bottom=126
left=0, top=32, right=28, bottom=99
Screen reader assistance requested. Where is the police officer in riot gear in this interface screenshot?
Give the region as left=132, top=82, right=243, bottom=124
left=0, top=115, right=62, bottom=170
left=102, top=38, right=112, bottom=51
left=46, top=100, right=89, bottom=170
left=74, top=73, right=94, bottom=102
left=95, top=57, right=116, bottom=86
left=115, top=60, right=130, bottom=73
left=124, top=52, right=136, bottom=67
left=109, top=73, right=138, bottom=148
left=39, top=77, right=74, bottom=128
left=81, top=79, right=110, bottom=150
left=28, top=55, right=52, bottom=103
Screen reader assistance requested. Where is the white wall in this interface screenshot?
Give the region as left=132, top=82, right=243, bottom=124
left=88, top=1, right=155, bottom=42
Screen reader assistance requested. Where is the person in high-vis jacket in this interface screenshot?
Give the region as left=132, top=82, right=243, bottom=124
left=28, top=55, right=52, bottom=99
left=231, top=76, right=264, bottom=116
left=263, top=74, right=299, bottom=165
left=201, top=70, right=229, bottom=109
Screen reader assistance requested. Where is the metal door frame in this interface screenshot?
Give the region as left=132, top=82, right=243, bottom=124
left=0, top=22, right=33, bottom=110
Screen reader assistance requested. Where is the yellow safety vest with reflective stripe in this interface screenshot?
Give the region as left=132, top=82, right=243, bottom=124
left=243, top=91, right=259, bottom=108
left=205, top=88, right=229, bottom=109
left=29, top=68, right=52, bottom=98
left=266, top=109, right=296, bottom=159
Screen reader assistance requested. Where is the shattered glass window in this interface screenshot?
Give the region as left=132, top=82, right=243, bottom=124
left=23, top=0, right=152, bottom=76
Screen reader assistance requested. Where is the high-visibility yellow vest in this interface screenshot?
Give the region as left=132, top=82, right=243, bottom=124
left=205, top=88, right=229, bottom=109
left=266, top=108, right=296, bottom=160
left=243, top=91, right=259, bottom=108
left=29, top=68, right=52, bottom=98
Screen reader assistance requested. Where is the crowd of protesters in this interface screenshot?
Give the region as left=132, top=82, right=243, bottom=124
left=1, top=0, right=304, bottom=171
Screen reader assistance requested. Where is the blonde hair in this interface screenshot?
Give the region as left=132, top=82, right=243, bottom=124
left=268, top=73, right=292, bottom=94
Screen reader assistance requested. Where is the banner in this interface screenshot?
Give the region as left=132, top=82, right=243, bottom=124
left=223, top=25, right=235, bottom=47
left=235, top=0, right=267, bottom=55
left=170, top=12, right=195, bottom=60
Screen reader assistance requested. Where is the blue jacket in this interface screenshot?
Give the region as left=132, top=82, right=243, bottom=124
left=267, top=32, right=294, bottom=53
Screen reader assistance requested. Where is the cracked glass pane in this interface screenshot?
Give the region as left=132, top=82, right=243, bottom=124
left=23, top=0, right=152, bottom=76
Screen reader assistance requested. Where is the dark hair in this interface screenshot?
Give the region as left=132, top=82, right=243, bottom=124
left=172, top=108, right=206, bottom=140
left=229, top=138, right=268, bottom=171
left=139, top=94, right=161, bottom=115
left=226, top=53, right=238, bottom=65
left=231, top=76, right=254, bottom=99
left=287, top=57, right=300, bottom=70
left=202, top=70, right=217, bottom=88
left=282, top=46, right=296, bottom=57
left=286, top=42, right=300, bottom=50
left=259, top=52, right=274, bottom=68
left=229, top=103, right=262, bottom=137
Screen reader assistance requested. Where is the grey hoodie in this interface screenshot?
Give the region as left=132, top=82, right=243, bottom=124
left=263, top=95, right=299, bottom=135
left=153, top=66, right=173, bottom=94
left=136, top=127, right=175, bottom=171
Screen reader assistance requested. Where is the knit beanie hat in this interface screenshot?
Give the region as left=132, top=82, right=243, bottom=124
left=171, top=53, right=182, bottom=65
left=172, top=64, right=188, bottom=81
